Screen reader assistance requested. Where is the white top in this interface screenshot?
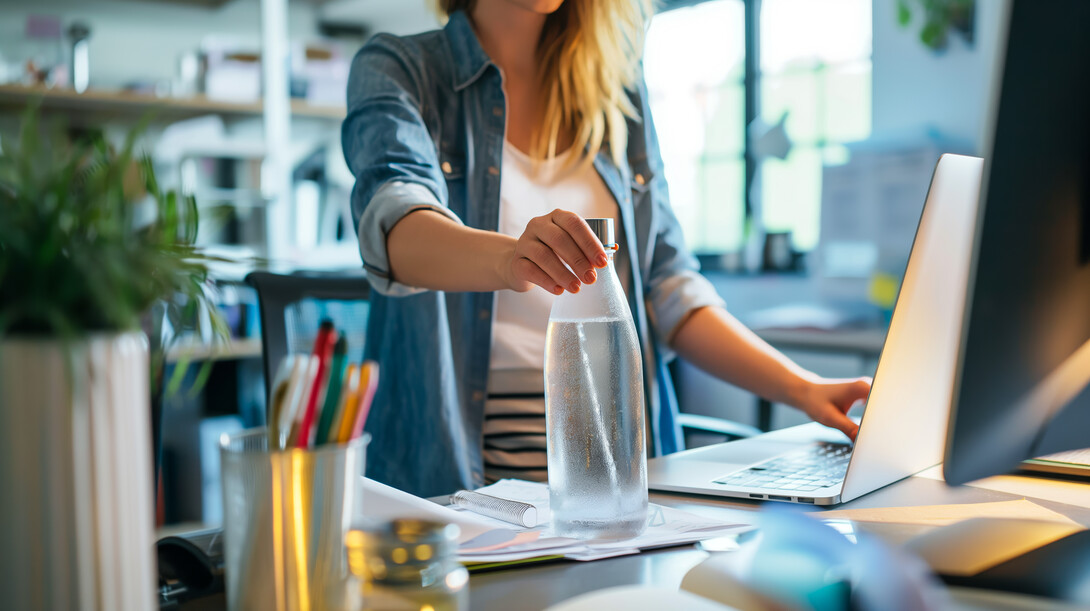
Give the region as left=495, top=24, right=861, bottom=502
left=489, top=143, right=621, bottom=372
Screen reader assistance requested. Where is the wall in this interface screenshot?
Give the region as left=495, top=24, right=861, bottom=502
left=320, top=0, right=439, bottom=37
left=871, top=0, right=1008, bottom=153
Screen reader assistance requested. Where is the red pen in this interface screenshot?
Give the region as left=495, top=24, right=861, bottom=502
left=351, top=361, right=380, bottom=440
left=296, top=320, right=337, bottom=448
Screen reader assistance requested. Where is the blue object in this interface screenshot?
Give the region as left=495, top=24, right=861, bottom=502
left=749, top=508, right=947, bottom=611
left=341, top=10, right=725, bottom=497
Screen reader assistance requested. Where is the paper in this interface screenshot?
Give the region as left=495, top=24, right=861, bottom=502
left=915, top=465, right=1090, bottom=508
left=813, top=498, right=1082, bottom=527
left=360, top=478, right=751, bottom=564
left=1033, top=447, right=1090, bottom=466
left=905, top=517, right=1084, bottom=576
left=359, top=477, right=515, bottom=543
left=458, top=480, right=751, bottom=563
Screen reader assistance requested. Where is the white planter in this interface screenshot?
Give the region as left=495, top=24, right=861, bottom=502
left=0, top=332, right=156, bottom=610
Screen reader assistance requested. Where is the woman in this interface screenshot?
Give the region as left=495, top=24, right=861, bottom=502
left=342, top=0, right=871, bottom=497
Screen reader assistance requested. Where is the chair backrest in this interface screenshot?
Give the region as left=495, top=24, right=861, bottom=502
left=245, top=271, right=371, bottom=414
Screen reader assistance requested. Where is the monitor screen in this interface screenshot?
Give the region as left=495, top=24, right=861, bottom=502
left=944, top=0, right=1090, bottom=486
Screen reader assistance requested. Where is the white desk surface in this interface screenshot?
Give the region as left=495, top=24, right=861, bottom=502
left=466, top=471, right=1090, bottom=611
left=176, top=465, right=1089, bottom=610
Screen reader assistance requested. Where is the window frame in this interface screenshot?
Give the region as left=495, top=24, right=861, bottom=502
left=653, top=0, right=872, bottom=267
left=655, top=0, right=761, bottom=263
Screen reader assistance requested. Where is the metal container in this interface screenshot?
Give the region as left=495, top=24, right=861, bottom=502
left=346, top=519, right=468, bottom=611
left=219, top=428, right=368, bottom=610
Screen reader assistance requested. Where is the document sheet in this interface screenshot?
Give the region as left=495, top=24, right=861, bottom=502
left=360, top=478, right=751, bottom=564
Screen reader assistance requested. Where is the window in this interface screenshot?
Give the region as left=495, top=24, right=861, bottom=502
left=644, top=0, right=872, bottom=255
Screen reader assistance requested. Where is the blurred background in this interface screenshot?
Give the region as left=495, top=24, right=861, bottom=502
left=0, top=0, right=993, bottom=527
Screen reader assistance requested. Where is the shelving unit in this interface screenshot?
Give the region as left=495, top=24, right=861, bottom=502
left=166, top=337, right=263, bottom=363
left=0, top=83, right=345, bottom=120
left=0, top=0, right=363, bottom=529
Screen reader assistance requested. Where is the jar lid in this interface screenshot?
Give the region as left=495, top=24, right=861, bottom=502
left=585, top=218, right=616, bottom=248
left=346, top=519, right=461, bottom=585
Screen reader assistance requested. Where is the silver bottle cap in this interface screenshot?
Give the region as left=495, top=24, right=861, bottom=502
left=585, top=218, right=616, bottom=248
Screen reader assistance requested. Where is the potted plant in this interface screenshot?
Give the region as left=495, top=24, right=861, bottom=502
left=0, top=110, right=224, bottom=609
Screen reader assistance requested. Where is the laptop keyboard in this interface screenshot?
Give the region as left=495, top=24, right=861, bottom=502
left=714, top=442, right=853, bottom=491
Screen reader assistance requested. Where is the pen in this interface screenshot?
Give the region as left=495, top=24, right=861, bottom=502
left=328, top=364, right=359, bottom=445
left=335, top=365, right=364, bottom=444
left=350, top=361, right=379, bottom=441
left=285, top=352, right=318, bottom=448
left=295, top=320, right=337, bottom=448
left=314, top=337, right=348, bottom=445
left=266, top=355, right=298, bottom=448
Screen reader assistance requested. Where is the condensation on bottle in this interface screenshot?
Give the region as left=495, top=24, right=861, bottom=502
left=544, top=218, right=648, bottom=539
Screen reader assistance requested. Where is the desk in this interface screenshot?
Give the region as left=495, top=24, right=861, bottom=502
left=176, top=469, right=1090, bottom=610
left=754, top=327, right=887, bottom=357
left=467, top=474, right=1090, bottom=611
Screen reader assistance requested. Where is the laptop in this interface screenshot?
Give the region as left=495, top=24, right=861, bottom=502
left=648, top=154, right=984, bottom=505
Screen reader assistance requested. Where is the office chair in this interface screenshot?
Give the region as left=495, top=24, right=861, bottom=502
left=244, top=270, right=371, bottom=407
left=678, top=413, right=761, bottom=442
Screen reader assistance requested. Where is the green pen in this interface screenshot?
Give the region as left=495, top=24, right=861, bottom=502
left=314, top=336, right=348, bottom=446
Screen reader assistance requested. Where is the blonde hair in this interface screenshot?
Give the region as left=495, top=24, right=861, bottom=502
left=435, top=0, right=652, bottom=167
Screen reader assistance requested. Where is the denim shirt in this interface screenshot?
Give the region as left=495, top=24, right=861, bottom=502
left=342, top=10, right=725, bottom=498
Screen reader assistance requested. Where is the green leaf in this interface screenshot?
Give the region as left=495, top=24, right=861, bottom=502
left=920, top=20, right=946, bottom=49
left=165, top=357, right=191, bottom=397
left=897, top=0, right=912, bottom=26
left=0, top=106, right=253, bottom=395
left=187, top=359, right=215, bottom=399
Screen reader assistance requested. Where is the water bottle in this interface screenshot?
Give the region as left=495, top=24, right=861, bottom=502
left=544, top=217, right=648, bottom=539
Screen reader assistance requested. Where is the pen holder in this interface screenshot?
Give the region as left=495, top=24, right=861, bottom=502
left=219, top=428, right=368, bottom=611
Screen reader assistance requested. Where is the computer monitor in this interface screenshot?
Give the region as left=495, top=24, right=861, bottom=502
left=944, top=0, right=1090, bottom=486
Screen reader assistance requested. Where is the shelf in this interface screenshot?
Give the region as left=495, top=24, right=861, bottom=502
left=166, top=337, right=263, bottom=363
left=0, top=84, right=345, bottom=121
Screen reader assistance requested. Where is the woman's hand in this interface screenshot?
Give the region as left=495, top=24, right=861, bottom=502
left=500, top=209, right=609, bottom=295
left=789, top=376, right=873, bottom=442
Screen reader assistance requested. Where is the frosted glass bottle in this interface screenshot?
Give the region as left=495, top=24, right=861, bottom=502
left=544, top=218, right=648, bottom=539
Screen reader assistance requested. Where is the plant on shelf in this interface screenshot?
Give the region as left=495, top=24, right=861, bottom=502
left=0, top=111, right=227, bottom=344
left=0, top=108, right=227, bottom=611
left=897, top=0, right=976, bottom=52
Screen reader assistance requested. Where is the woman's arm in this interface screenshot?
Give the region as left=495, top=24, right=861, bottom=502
left=386, top=208, right=608, bottom=296
left=385, top=210, right=515, bottom=293
left=671, top=306, right=871, bottom=441
left=345, top=38, right=605, bottom=297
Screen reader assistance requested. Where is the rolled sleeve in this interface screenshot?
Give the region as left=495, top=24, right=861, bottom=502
left=342, top=36, right=458, bottom=297
left=646, top=270, right=725, bottom=345
left=359, top=181, right=464, bottom=295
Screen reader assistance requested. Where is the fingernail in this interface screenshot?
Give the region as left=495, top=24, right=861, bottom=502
left=596, top=255, right=608, bottom=267
left=553, top=285, right=564, bottom=295
left=568, top=281, right=581, bottom=293
left=583, top=270, right=597, bottom=283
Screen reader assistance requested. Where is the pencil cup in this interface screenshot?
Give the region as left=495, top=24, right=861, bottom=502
left=219, top=428, right=369, bottom=611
